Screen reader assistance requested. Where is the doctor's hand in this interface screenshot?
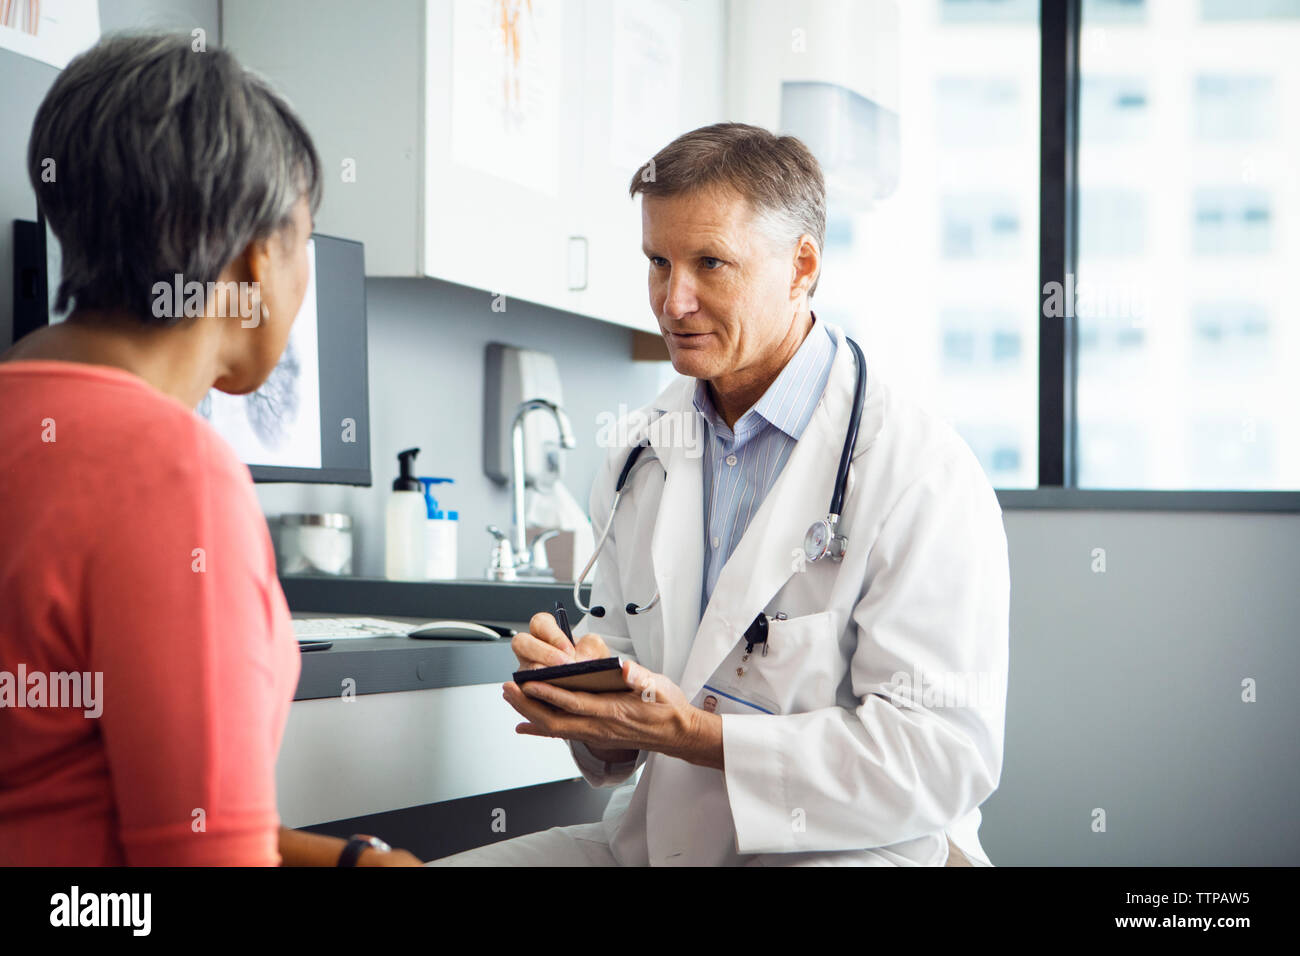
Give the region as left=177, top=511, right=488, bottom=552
left=511, top=611, right=612, bottom=670
left=502, top=658, right=725, bottom=772
left=510, top=613, right=636, bottom=764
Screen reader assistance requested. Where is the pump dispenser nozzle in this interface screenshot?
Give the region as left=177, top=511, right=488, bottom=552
left=393, top=448, right=422, bottom=491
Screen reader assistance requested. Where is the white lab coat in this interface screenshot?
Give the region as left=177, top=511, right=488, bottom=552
left=568, top=321, right=1011, bottom=866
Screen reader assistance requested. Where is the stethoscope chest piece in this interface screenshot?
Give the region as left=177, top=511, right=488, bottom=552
left=803, top=515, right=847, bottom=564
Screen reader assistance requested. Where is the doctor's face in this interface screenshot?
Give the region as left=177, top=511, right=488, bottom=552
left=642, top=187, right=807, bottom=385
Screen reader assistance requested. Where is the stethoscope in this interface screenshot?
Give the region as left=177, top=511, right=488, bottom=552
left=574, top=335, right=867, bottom=619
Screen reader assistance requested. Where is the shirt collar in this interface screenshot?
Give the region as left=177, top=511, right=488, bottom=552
left=691, top=314, right=834, bottom=442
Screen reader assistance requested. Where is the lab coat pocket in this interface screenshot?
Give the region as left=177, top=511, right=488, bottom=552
left=759, top=610, right=846, bottom=714
left=700, top=610, right=845, bottom=717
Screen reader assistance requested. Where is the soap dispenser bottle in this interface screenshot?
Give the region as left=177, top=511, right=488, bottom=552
left=385, top=447, right=427, bottom=580
left=418, top=477, right=459, bottom=580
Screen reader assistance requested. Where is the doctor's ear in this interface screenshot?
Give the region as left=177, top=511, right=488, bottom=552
left=789, top=234, right=820, bottom=301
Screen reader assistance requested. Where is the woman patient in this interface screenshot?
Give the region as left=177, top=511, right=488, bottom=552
left=0, top=32, right=416, bottom=866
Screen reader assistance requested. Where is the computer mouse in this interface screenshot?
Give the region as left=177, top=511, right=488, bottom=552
left=407, top=621, right=513, bottom=641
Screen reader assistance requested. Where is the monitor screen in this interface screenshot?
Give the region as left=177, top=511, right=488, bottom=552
left=34, top=220, right=371, bottom=485
left=196, top=239, right=324, bottom=471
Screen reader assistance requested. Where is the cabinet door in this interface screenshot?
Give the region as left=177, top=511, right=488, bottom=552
left=223, top=0, right=425, bottom=277
left=227, top=0, right=726, bottom=323
left=574, top=0, right=729, bottom=334
left=422, top=0, right=586, bottom=315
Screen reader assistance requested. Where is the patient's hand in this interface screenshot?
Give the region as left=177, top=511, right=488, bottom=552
left=358, top=846, right=424, bottom=866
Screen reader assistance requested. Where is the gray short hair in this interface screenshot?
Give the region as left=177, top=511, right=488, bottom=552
left=629, top=123, right=826, bottom=296
left=27, top=32, right=322, bottom=325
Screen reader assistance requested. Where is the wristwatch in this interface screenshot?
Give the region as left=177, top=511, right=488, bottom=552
left=337, top=834, right=391, bottom=867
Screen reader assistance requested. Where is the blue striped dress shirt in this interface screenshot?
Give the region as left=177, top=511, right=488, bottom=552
left=694, top=316, right=838, bottom=616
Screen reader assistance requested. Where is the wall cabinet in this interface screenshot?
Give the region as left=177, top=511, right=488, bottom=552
left=223, top=0, right=726, bottom=334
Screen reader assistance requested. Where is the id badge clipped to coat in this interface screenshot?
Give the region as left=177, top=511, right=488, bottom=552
left=695, top=680, right=780, bottom=716
left=694, top=611, right=783, bottom=717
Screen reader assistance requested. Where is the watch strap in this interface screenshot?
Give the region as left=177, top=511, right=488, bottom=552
left=337, top=835, right=385, bottom=867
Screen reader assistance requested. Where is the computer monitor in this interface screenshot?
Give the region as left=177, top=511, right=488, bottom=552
left=20, top=217, right=371, bottom=485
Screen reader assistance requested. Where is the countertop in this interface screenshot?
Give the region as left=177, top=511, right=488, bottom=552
left=282, top=575, right=589, bottom=700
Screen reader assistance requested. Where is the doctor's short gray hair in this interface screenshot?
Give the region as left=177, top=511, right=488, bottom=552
left=629, top=123, right=827, bottom=296
left=27, top=32, right=322, bottom=325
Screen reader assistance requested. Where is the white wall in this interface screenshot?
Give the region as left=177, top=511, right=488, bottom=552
left=252, top=276, right=666, bottom=579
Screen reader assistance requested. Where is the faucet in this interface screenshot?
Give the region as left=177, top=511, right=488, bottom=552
left=484, top=524, right=517, bottom=581
left=528, top=528, right=562, bottom=575
left=508, top=398, right=575, bottom=575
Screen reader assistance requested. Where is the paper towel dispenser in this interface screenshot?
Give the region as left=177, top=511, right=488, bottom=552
left=728, top=0, right=900, bottom=212
left=483, top=342, right=566, bottom=487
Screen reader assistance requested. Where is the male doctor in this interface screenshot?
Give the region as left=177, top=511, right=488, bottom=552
left=432, top=123, right=1010, bottom=867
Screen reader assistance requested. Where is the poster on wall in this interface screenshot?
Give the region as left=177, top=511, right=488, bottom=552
left=450, top=0, right=563, bottom=196
left=0, top=0, right=100, bottom=69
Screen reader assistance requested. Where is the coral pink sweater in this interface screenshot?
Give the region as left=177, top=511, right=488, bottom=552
left=0, top=360, right=299, bottom=865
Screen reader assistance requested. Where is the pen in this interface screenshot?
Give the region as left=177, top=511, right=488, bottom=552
left=552, top=600, right=576, bottom=647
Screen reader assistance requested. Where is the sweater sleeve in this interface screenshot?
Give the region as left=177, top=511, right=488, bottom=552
left=87, top=423, right=292, bottom=865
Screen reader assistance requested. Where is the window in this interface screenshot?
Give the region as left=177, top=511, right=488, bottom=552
left=1075, top=0, right=1300, bottom=491
left=815, top=0, right=1040, bottom=489
left=659, top=0, right=1299, bottom=506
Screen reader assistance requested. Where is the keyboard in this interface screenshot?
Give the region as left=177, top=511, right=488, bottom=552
left=291, top=617, right=414, bottom=640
